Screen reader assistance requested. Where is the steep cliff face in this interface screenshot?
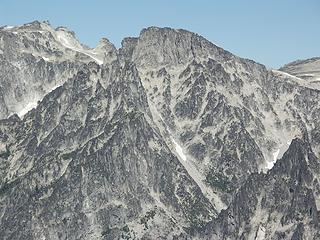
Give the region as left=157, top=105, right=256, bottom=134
left=203, top=138, right=320, bottom=239
left=0, top=62, right=215, bottom=239
left=127, top=27, right=320, bottom=206
left=0, top=21, right=116, bottom=119
left=0, top=22, right=319, bottom=239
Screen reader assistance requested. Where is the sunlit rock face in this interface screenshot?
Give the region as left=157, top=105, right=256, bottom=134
left=280, top=57, right=320, bottom=84
left=0, top=21, right=116, bottom=119
left=202, top=138, right=320, bottom=239
left=0, top=22, right=319, bottom=239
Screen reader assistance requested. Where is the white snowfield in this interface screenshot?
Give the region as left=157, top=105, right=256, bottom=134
left=265, top=149, right=280, bottom=170
left=42, top=56, right=50, bottom=61
left=16, top=84, right=61, bottom=118
left=17, top=101, right=38, bottom=118
left=265, top=139, right=292, bottom=170
left=55, top=29, right=104, bottom=65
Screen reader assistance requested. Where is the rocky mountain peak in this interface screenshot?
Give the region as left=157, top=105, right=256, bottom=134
left=54, top=26, right=88, bottom=50
left=125, top=26, right=232, bottom=68
left=0, top=23, right=319, bottom=239
left=95, top=37, right=115, bottom=50
left=119, top=37, right=138, bottom=61
left=18, top=20, right=51, bottom=30
left=94, top=37, right=117, bottom=63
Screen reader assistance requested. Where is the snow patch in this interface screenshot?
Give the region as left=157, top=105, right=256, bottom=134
left=265, top=149, right=279, bottom=170
left=49, top=84, right=62, bottom=93
left=154, top=110, right=226, bottom=212
left=56, top=30, right=103, bottom=65
left=16, top=84, right=61, bottom=118
left=273, top=149, right=280, bottom=161
left=300, top=73, right=315, bottom=77
left=84, top=52, right=104, bottom=65
left=171, top=138, right=187, bottom=161
left=271, top=69, right=302, bottom=80
left=265, top=140, right=292, bottom=170
left=17, top=101, right=38, bottom=117
left=255, top=225, right=266, bottom=240
left=4, top=26, right=14, bottom=29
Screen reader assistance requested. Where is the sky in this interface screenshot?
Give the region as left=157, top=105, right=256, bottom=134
left=0, top=0, right=319, bottom=68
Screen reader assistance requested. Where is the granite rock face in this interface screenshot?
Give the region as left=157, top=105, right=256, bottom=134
left=0, top=22, right=319, bottom=239
left=202, top=138, right=320, bottom=239
left=0, top=21, right=116, bottom=119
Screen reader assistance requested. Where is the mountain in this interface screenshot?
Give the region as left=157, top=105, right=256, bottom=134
left=203, top=138, right=320, bottom=239
left=279, top=57, right=320, bottom=89
left=0, top=21, right=116, bottom=119
left=0, top=21, right=319, bottom=239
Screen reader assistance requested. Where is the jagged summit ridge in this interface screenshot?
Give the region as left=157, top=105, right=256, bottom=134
left=130, top=26, right=234, bottom=68
left=0, top=21, right=319, bottom=239
left=0, top=21, right=119, bottom=119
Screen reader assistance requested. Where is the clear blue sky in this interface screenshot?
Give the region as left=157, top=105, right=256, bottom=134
left=1, top=0, right=319, bottom=68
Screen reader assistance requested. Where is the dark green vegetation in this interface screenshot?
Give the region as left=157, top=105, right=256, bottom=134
left=205, top=170, right=234, bottom=193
